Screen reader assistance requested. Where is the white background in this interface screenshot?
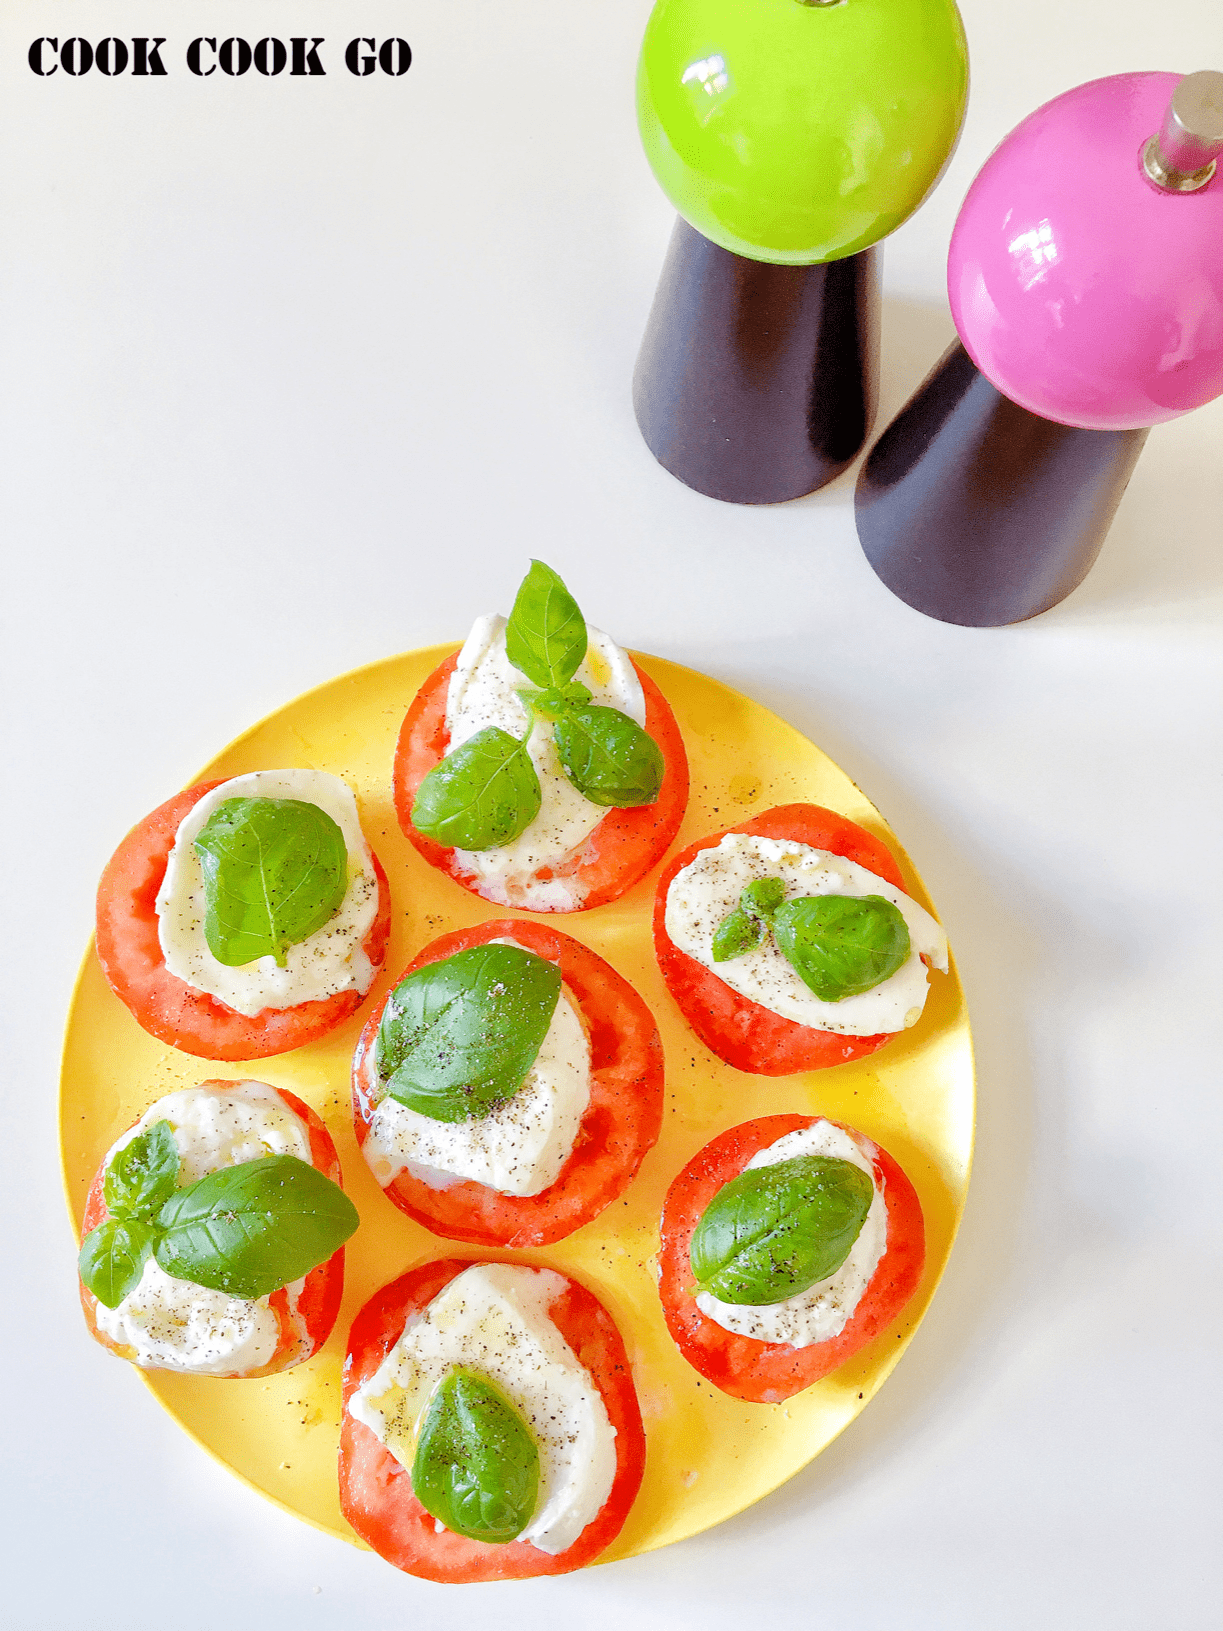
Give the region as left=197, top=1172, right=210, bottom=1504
left=3, top=1, right=1220, bottom=1626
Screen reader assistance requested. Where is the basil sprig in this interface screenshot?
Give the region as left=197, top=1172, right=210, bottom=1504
left=690, top=1154, right=875, bottom=1306
left=194, top=796, right=349, bottom=968
left=411, top=561, right=664, bottom=851
left=412, top=1367, right=540, bottom=1544
left=78, top=1120, right=359, bottom=1310
left=712, top=877, right=786, bottom=962
left=710, top=879, right=911, bottom=1001
left=376, top=942, right=562, bottom=1123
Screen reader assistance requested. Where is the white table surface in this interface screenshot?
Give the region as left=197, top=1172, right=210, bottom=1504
left=3, top=1, right=1220, bottom=1626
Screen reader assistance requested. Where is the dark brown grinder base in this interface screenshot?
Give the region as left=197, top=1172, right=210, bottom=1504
left=855, top=341, right=1149, bottom=627
left=633, top=216, right=879, bottom=505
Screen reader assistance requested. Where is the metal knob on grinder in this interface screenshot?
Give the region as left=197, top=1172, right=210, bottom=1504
left=1142, top=69, right=1223, bottom=191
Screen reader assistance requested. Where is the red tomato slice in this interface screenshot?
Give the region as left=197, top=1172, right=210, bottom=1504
left=78, top=1082, right=347, bottom=1379
left=393, top=652, right=689, bottom=912
left=339, top=1258, right=646, bottom=1581
left=658, top=1114, right=925, bottom=1403
left=653, top=803, right=912, bottom=1074
left=352, top=919, right=664, bottom=1247
left=96, top=781, right=392, bottom=1061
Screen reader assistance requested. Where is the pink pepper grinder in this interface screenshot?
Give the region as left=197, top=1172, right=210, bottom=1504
left=855, top=71, right=1223, bottom=625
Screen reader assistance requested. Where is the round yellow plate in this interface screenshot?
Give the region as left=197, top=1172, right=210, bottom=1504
left=60, top=647, right=974, bottom=1563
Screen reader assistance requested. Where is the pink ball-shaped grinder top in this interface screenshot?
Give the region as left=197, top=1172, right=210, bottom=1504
left=949, top=73, right=1223, bottom=430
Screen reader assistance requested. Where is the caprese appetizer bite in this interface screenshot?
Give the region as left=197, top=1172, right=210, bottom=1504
left=78, top=1078, right=359, bottom=1378
left=658, top=1114, right=925, bottom=1403
left=96, top=768, right=392, bottom=1060
left=352, top=919, right=664, bottom=1247
left=394, top=560, right=689, bottom=912
left=340, top=1258, right=645, bottom=1581
left=654, top=803, right=948, bottom=1074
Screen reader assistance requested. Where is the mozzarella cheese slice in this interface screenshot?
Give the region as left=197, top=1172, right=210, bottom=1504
left=665, top=832, right=948, bottom=1035
left=156, top=768, right=379, bottom=1018
left=695, top=1120, right=889, bottom=1348
left=443, top=613, right=646, bottom=911
left=92, top=1081, right=314, bottom=1375
left=358, top=940, right=592, bottom=1197
left=348, top=1263, right=617, bottom=1555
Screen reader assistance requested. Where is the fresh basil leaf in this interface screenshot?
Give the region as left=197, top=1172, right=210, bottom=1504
left=712, top=908, right=766, bottom=963
left=376, top=943, right=562, bottom=1123
left=773, top=894, right=911, bottom=1001
left=194, top=796, right=349, bottom=970
left=741, top=877, right=786, bottom=922
left=552, top=705, right=664, bottom=808
left=562, top=681, right=592, bottom=707
left=79, top=1217, right=157, bottom=1310
left=412, top=1367, right=539, bottom=1544
left=153, top=1154, right=359, bottom=1300
left=504, top=560, right=587, bottom=690
left=103, top=1120, right=181, bottom=1221
left=690, top=1155, right=875, bottom=1306
left=412, top=727, right=541, bottom=851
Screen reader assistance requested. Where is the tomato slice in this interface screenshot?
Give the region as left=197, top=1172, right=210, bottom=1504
left=658, top=1114, right=925, bottom=1403
left=78, top=1083, right=347, bottom=1379
left=393, top=652, right=689, bottom=912
left=353, top=919, right=664, bottom=1247
left=653, top=802, right=912, bottom=1074
left=339, top=1258, right=646, bottom=1581
left=96, top=781, right=392, bottom=1061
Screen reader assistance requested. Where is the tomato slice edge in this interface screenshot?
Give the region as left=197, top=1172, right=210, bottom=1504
left=352, top=919, right=664, bottom=1247
left=393, top=652, right=690, bottom=913
left=657, top=1113, right=926, bottom=1403
left=95, top=781, right=392, bottom=1061
left=78, top=1082, right=347, bottom=1378
left=653, top=803, right=912, bottom=1075
left=339, top=1257, right=646, bottom=1582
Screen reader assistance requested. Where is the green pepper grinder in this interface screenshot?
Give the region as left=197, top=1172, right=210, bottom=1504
left=635, top=0, right=969, bottom=504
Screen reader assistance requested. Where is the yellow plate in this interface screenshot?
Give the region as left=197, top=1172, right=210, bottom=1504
left=60, top=647, right=974, bottom=1562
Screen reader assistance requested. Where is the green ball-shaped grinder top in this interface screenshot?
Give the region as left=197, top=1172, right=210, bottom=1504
left=637, top=0, right=969, bottom=265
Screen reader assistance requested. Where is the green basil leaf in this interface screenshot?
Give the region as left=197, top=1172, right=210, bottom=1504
left=79, top=1217, right=157, bottom=1310
left=153, top=1154, right=359, bottom=1300
left=504, top=559, right=587, bottom=690
left=103, top=1120, right=181, bottom=1221
left=712, top=908, right=766, bottom=963
left=690, top=1155, right=875, bottom=1306
left=552, top=705, right=664, bottom=808
left=193, top=797, right=349, bottom=970
left=773, top=894, right=911, bottom=1001
left=411, top=727, right=541, bottom=851
left=376, top=943, right=561, bottom=1123
left=741, top=877, right=786, bottom=922
left=562, top=680, right=592, bottom=707
left=412, top=1367, right=539, bottom=1544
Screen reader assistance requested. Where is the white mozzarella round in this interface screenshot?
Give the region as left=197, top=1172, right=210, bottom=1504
left=92, top=1081, right=314, bottom=1375
left=348, top=1263, right=618, bottom=1555
left=443, top=613, right=646, bottom=911
left=664, top=832, right=948, bottom=1035
left=695, top=1120, right=889, bottom=1349
left=358, top=940, right=592, bottom=1197
left=156, top=768, right=379, bottom=1018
